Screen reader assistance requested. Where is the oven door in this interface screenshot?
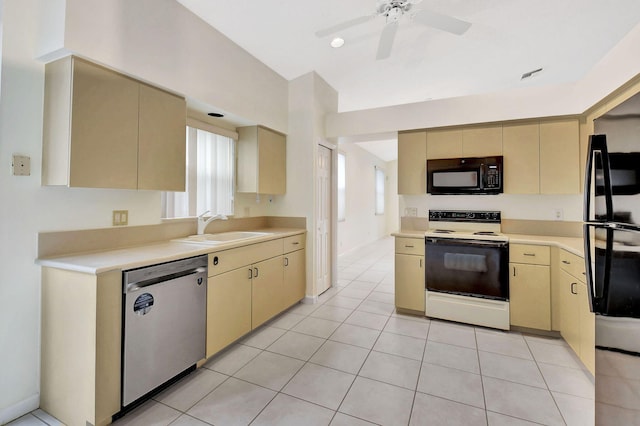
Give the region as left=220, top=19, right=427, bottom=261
left=425, top=237, right=509, bottom=300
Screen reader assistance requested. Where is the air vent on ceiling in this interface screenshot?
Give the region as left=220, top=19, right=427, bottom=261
left=521, top=68, right=543, bottom=80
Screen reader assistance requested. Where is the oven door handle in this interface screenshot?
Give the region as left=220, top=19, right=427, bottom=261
left=425, top=237, right=508, bottom=249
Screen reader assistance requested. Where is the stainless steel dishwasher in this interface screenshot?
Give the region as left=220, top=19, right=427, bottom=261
left=122, top=255, right=207, bottom=408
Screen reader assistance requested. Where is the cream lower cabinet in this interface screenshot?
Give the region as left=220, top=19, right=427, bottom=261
left=206, top=267, right=252, bottom=358
left=283, top=248, right=306, bottom=311
left=394, top=237, right=425, bottom=314
left=40, top=268, right=122, bottom=426
left=509, top=244, right=551, bottom=330
left=252, top=255, right=286, bottom=328
left=558, top=249, right=594, bottom=374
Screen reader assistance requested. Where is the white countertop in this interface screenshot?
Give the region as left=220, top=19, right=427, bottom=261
left=392, top=230, right=584, bottom=257
left=37, top=228, right=305, bottom=274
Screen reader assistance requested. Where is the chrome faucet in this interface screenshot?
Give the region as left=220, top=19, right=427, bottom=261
left=196, top=211, right=228, bottom=234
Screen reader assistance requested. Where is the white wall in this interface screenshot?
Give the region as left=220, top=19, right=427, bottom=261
left=337, top=143, right=397, bottom=255
left=400, top=194, right=584, bottom=223
left=48, top=0, right=289, bottom=133
left=0, top=0, right=290, bottom=421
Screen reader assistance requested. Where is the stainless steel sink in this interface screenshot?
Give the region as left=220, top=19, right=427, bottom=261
left=173, top=231, right=272, bottom=245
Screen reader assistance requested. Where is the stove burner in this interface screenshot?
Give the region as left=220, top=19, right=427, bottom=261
left=473, top=231, right=498, bottom=236
left=432, top=229, right=454, bottom=234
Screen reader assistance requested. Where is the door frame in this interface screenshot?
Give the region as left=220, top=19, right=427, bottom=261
left=316, top=141, right=337, bottom=296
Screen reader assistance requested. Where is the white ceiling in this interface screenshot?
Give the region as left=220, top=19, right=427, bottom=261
left=177, top=0, right=640, bottom=160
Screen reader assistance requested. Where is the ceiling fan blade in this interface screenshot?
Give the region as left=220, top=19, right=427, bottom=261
left=315, top=14, right=375, bottom=38
left=376, top=21, right=399, bottom=60
left=413, top=9, right=471, bottom=35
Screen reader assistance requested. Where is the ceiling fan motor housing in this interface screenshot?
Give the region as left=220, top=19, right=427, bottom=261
left=377, top=0, right=414, bottom=22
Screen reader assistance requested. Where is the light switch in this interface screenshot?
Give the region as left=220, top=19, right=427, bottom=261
left=12, top=155, right=31, bottom=176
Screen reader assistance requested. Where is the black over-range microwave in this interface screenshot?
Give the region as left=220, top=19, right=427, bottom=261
left=427, top=156, right=503, bottom=195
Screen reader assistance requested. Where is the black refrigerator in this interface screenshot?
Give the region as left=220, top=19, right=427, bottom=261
left=584, top=95, right=640, bottom=425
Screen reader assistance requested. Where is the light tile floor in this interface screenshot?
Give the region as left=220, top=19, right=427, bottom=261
left=12, top=237, right=594, bottom=426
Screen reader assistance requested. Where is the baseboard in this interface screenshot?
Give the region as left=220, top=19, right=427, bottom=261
left=0, top=393, right=39, bottom=425
left=303, top=295, right=318, bottom=304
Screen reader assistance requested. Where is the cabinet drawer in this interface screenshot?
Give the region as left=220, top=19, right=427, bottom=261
left=208, top=239, right=283, bottom=276
left=559, top=249, right=586, bottom=282
left=283, top=233, right=305, bottom=253
left=509, top=244, right=550, bottom=265
left=395, top=237, right=425, bottom=256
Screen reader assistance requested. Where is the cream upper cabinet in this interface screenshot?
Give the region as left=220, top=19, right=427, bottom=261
left=237, top=126, right=286, bottom=194
left=137, top=83, right=187, bottom=191
left=539, top=119, right=580, bottom=194
left=398, top=130, right=427, bottom=194
left=426, top=128, right=463, bottom=159
left=503, top=123, right=540, bottom=194
left=462, top=125, right=503, bottom=157
left=42, top=56, right=186, bottom=191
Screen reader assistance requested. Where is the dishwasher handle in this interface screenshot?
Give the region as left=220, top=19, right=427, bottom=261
left=126, top=266, right=207, bottom=293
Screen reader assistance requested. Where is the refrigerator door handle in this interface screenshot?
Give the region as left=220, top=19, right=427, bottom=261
left=583, top=224, right=596, bottom=312
left=584, top=135, right=614, bottom=222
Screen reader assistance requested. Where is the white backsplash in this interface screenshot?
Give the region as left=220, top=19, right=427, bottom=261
left=400, top=193, right=584, bottom=222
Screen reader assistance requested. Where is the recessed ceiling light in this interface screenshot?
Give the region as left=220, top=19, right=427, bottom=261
left=208, top=112, right=224, bottom=118
left=330, top=37, right=345, bottom=48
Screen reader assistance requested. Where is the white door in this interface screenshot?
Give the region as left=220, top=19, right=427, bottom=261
left=316, top=145, right=332, bottom=295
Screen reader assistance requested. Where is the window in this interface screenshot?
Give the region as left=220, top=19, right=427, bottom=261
left=375, top=167, right=385, bottom=215
left=337, top=152, right=346, bottom=221
left=162, top=126, right=235, bottom=218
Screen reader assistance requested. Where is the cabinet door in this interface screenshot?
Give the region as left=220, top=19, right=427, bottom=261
left=395, top=253, right=425, bottom=313
left=540, top=119, right=580, bottom=194
left=502, top=123, right=540, bottom=194
left=426, top=129, right=463, bottom=159
left=206, top=268, right=252, bottom=358
left=252, top=256, right=285, bottom=328
left=509, top=263, right=551, bottom=330
left=462, top=125, right=503, bottom=157
left=138, top=84, right=186, bottom=191
left=560, top=269, right=581, bottom=355
left=283, top=249, right=305, bottom=310
left=258, top=127, right=286, bottom=194
left=578, top=282, right=595, bottom=374
left=69, top=58, right=139, bottom=189
left=398, top=131, right=427, bottom=194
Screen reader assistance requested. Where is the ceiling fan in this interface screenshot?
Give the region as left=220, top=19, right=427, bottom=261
left=315, top=0, right=471, bottom=60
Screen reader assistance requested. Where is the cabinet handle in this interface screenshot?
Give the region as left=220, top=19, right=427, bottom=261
left=513, top=266, right=517, bottom=277
left=562, top=260, right=571, bottom=265
left=419, top=258, right=422, bottom=268
left=254, top=267, right=259, bottom=278
left=571, top=282, right=577, bottom=295
left=249, top=268, right=253, bottom=279
left=284, top=257, right=289, bottom=267
left=405, top=245, right=414, bottom=248
left=524, top=253, right=536, bottom=257
left=292, top=242, right=300, bottom=245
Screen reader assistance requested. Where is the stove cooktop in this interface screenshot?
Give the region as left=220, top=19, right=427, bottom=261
left=426, top=210, right=507, bottom=241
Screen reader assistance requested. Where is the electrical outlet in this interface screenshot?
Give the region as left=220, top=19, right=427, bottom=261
left=553, top=208, right=564, bottom=221
left=12, top=155, right=30, bottom=176
left=404, top=207, right=418, bottom=217
left=113, top=210, right=128, bottom=226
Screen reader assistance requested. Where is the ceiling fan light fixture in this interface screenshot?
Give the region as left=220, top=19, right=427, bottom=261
left=330, top=37, right=345, bottom=48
